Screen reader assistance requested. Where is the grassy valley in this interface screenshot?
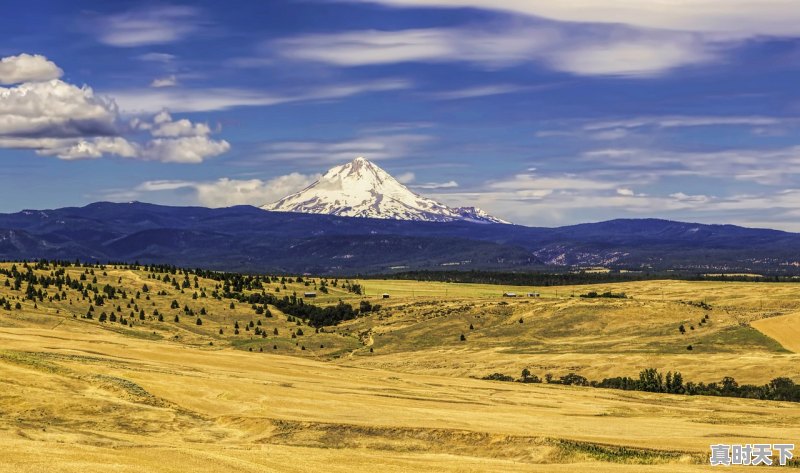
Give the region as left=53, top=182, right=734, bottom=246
left=0, top=261, right=798, bottom=471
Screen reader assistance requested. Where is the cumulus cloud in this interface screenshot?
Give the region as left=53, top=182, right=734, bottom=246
left=40, top=137, right=140, bottom=160
left=140, top=136, right=230, bottom=164
left=149, top=111, right=211, bottom=137
left=94, top=5, right=203, bottom=47
left=0, top=53, right=229, bottom=163
left=135, top=173, right=320, bottom=207
left=0, top=54, right=63, bottom=85
left=0, top=79, right=118, bottom=138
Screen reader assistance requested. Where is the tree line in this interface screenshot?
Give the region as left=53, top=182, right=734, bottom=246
left=483, top=367, right=800, bottom=403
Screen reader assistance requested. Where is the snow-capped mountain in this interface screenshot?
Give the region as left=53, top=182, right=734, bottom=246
left=262, top=157, right=509, bottom=224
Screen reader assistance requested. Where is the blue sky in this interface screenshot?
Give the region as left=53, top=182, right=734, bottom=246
left=2, top=1, right=800, bottom=229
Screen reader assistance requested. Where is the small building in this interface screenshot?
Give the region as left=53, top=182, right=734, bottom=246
left=527, top=292, right=540, bottom=298
left=382, top=293, right=390, bottom=299
left=503, top=292, right=517, bottom=297
left=303, top=292, right=317, bottom=298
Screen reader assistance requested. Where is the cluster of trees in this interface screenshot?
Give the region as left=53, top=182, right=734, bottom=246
left=579, top=291, right=627, bottom=299
left=374, top=270, right=653, bottom=286
left=1, top=260, right=383, bottom=329
left=367, top=269, right=800, bottom=286
left=483, top=367, right=800, bottom=403
left=224, top=291, right=362, bottom=327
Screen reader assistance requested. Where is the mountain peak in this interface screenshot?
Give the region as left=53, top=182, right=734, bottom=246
left=262, top=157, right=509, bottom=224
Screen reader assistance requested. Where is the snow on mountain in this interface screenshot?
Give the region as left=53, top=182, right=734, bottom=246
left=262, top=157, right=509, bottom=224
left=452, top=206, right=510, bottom=224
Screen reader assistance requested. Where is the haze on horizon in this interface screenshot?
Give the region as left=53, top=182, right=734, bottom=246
left=1, top=1, right=800, bottom=230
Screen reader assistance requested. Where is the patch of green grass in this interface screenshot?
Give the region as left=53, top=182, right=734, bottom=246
left=0, top=350, right=71, bottom=375
left=550, top=438, right=704, bottom=465
left=694, top=325, right=790, bottom=353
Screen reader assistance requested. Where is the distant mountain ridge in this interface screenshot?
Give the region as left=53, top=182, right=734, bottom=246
left=0, top=201, right=799, bottom=274
left=263, top=157, right=509, bottom=224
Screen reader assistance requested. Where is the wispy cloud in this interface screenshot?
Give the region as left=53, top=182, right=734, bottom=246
left=106, top=79, right=411, bottom=113
left=534, top=115, right=792, bottom=141
left=413, top=180, right=459, bottom=189
left=267, top=24, right=730, bottom=77
left=150, top=75, right=178, bottom=88
left=434, top=168, right=800, bottom=229
left=137, top=52, right=177, bottom=63
left=93, top=5, right=205, bottom=47
left=584, top=115, right=785, bottom=131
left=582, top=146, right=800, bottom=185
left=257, top=133, right=432, bottom=163
left=349, top=0, right=800, bottom=37
left=430, top=84, right=533, bottom=100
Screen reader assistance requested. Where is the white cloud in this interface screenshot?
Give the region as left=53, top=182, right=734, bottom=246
left=106, top=79, right=411, bottom=113
left=487, top=172, right=619, bottom=193
left=0, top=54, right=63, bottom=85
left=431, top=84, right=530, bottom=100
left=589, top=129, right=629, bottom=140
left=395, top=172, right=415, bottom=184
left=582, top=146, right=800, bottom=186
left=95, top=5, right=203, bottom=47
left=414, top=180, right=459, bottom=189
left=135, top=173, right=320, bottom=207
left=150, top=75, right=178, bottom=88
left=0, top=79, right=118, bottom=138
left=549, top=34, right=715, bottom=78
left=149, top=111, right=211, bottom=137
left=0, top=54, right=229, bottom=163
left=351, top=0, right=800, bottom=38
left=273, top=27, right=556, bottom=68
left=585, top=115, right=783, bottom=130
left=270, top=25, right=727, bottom=77
left=140, top=136, right=230, bottom=164
left=432, top=169, right=800, bottom=228
left=39, top=137, right=139, bottom=160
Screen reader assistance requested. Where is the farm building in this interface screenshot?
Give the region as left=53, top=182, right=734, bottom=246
left=502, top=292, right=517, bottom=297
left=303, top=292, right=317, bottom=298
left=527, top=292, right=540, bottom=297
left=382, top=293, right=390, bottom=299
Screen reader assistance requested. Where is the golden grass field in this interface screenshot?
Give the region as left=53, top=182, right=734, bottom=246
left=0, top=262, right=798, bottom=472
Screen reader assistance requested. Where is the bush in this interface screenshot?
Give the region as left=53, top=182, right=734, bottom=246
left=482, top=373, right=514, bottom=382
